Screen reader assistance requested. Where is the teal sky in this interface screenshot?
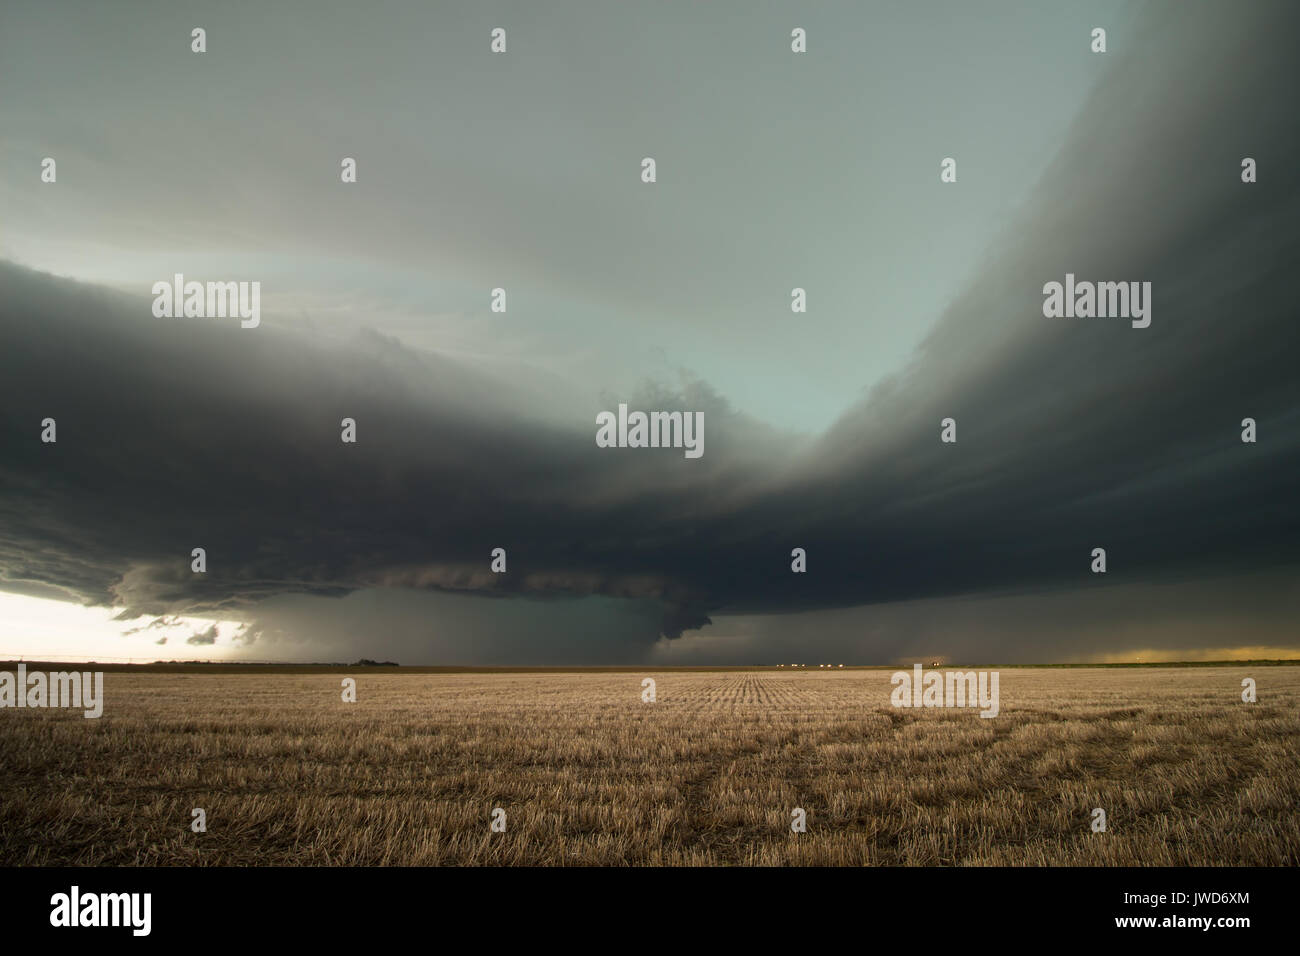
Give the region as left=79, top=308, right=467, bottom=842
left=1, top=0, right=1130, bottom=432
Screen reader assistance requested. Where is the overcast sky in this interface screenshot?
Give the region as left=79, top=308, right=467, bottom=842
left=1, top=0, right=1297, bottom=664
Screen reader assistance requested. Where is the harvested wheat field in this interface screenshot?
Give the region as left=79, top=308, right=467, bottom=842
left=1, top=665, right=1297, bottom=866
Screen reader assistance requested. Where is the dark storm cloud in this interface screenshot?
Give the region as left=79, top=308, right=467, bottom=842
left=0, top=260, right=790, bottom=640
left=688, top=0, right=1300, bottom=618
left=121, top=615, right=182, bottom=636
left=1, top=0, right=1297, bottom=652
left=240, top=589, right=670, bottom=667
left=655, top=569, right=1300, bottom=666
left=185, top=624, right=218, bottom=646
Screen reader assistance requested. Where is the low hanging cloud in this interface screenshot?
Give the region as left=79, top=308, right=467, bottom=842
left=0, top=1, right=1297, bottom=661
left=185, top=624, right=219, bottom=646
